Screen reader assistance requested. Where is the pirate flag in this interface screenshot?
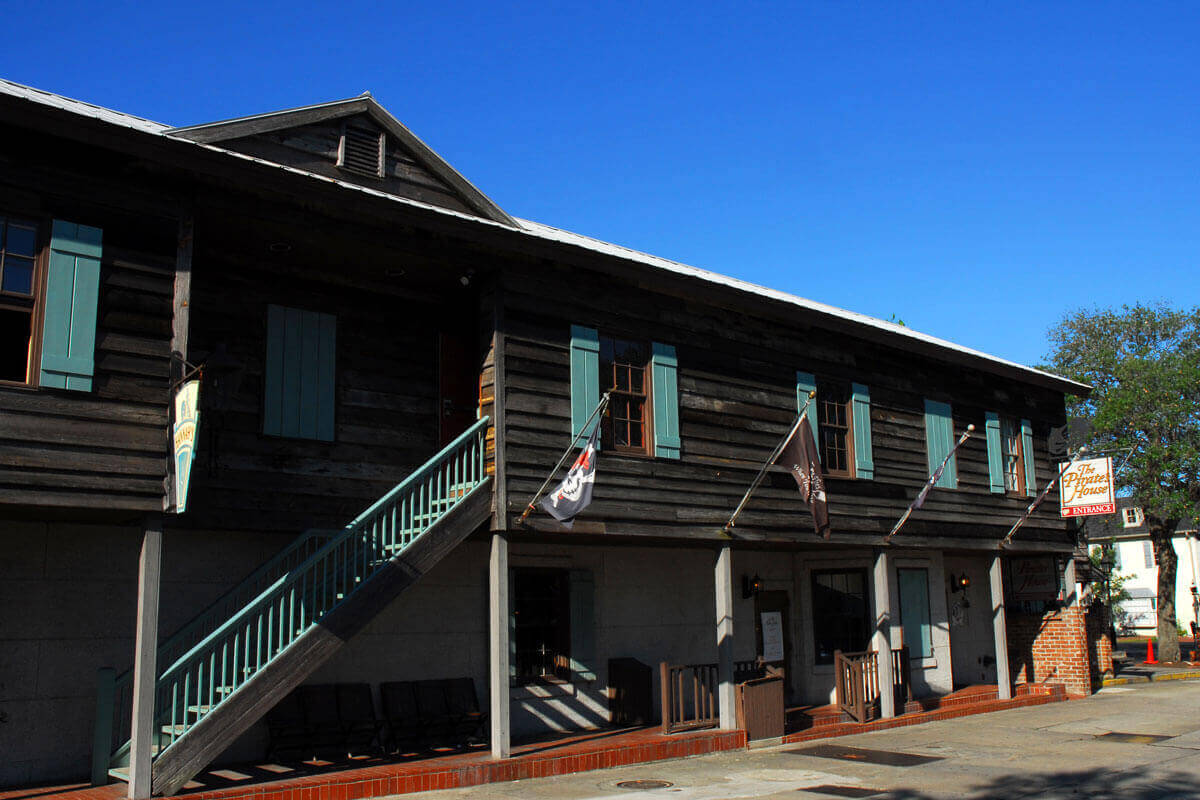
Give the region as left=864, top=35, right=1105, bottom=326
left=777, top=420, right=831, bottom=538
left=539, top=424, right=600, bottom=529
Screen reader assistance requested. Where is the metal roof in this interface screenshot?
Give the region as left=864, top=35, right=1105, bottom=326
left=0, top=77, right=1092, bottom=395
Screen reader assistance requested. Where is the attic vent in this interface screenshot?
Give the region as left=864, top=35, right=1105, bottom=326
left=338, top=123, right=385, bottom=178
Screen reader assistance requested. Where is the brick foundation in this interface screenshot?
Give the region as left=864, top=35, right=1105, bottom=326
left=1006, top=603, right=1093, bottom=696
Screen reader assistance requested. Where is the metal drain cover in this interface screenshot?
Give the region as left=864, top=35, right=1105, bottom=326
left=616, top=779, right=675, bottom=790
left=1096, top=731, right=1174, bottom=744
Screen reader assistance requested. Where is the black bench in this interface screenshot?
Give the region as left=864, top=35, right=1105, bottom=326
left=380, top=677, right=487, bottom=752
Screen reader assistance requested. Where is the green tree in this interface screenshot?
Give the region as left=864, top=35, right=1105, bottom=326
left=1088, top=547, right=1132, bottom=632
left=1046, top=304, right=1200, bottom=662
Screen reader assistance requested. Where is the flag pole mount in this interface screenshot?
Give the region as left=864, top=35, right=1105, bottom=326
left=723, top=390, right=817, bottom=535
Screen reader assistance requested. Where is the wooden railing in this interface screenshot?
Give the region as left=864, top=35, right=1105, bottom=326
left=99, top=417, right=489, bottom=776
left=834, top=646, right=911, bottom=723
left=660, top=659, right=758, bottom=733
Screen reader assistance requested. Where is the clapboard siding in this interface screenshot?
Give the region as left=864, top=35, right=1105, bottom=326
left=498, top=261, right=1072, bottom=549
left=0, top=238, right=173, bottom=510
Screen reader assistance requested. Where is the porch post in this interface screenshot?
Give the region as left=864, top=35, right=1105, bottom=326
left=488, top=531, right=511, bottom=759
left=872, top=548, right=896, bottom=719
left=715, top=544, right=736, bottom=729
left=989, top=554, right=1012, bottom=700
left=1063, top=556, right=1078, bottom=608
left=128, top=515, right=163, bottom=800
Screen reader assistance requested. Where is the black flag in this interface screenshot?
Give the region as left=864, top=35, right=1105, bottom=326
left=539, top=424, right=600, bottom=529
left=777, top=421, right=830, bottom=538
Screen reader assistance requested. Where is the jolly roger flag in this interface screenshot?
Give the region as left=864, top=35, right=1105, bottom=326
left=539, top=424, right=600, bottom=529
left=777, top=420, right=831, bottom=539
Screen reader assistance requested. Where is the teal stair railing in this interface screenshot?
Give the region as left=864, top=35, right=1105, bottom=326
left=108, top=416, right=489, bottom=770
left=95, top=529, right=336, bottom=773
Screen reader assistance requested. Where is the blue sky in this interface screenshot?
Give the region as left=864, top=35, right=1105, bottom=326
left=5, top=1, right=1197, bottom=367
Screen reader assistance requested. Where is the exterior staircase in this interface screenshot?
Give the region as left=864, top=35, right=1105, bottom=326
left=94, top=418, right=492, bottom=796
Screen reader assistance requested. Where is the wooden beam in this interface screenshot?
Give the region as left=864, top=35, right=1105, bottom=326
left=489, top=531, right=511, bottom=758
left=492, top=280, right=508, bottom=531
left=128, top=514, right=162, bottom=800
left=990, top=555, right=1012, bottom=700
left=714, top=544, right=735, bottom=729
left=872, top=548, right=896, bottom=719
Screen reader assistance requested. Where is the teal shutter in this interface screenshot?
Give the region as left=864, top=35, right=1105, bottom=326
left=850, top=383, right=874, bottom=479
left=796, top=371, right=819, bottom=446
left=569, top=325, right=600, bottom=440
left=569, top=569, right=596, bottom=681
left=985, top=411, right=1004, bottom=493
left=40, top=220, right=102, bottom=391
left=651, top=342, right=680, bottom=459
left=1021, top=418, right=1036, bottom=497
left=263, top=304, right=337, bottom=441
left=923, top=399, right=956, bottom=488
left=898, top=568, right=932, bottom=658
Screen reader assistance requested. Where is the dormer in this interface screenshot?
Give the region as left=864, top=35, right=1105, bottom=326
left=166, top=94, right=515, bottom=226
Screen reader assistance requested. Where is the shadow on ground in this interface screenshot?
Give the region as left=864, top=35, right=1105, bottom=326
left=878, top=767, right=1198, bottom=800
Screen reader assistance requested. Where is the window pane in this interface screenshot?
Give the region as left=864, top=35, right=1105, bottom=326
left=6, top=223, right=36, bottom=256
left=811, top=569, right=869, bottom=664
left=0, top=307, right=31, bottom=382
left=2, top=256, right=34, bottom=295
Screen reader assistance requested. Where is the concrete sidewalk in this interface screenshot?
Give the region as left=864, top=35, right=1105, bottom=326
left=411, top=681, right=1200, bottom=799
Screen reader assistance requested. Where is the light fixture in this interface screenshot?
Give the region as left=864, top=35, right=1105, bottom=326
left=741, top=574, right=763, bottom=599
left=951, top=573, right=971, bottom=592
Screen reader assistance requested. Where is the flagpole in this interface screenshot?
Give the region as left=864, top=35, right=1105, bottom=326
left=885, top=424, right=975, bottom=541
left=518, top=392, right=611, bottom=524
left=1000, top=445, right=1088, bottom=547
left=723, top=390, right=817, bottom=534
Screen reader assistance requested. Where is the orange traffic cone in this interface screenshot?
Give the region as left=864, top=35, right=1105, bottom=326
left=1144, top=639, right=1158, bottom=665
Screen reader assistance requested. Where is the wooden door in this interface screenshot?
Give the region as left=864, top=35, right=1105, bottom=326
left=438, top=328, right=478, bottom=446
left=754, top=590, right=791, bottom=673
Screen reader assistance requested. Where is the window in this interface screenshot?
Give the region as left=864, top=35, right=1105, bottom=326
left=811, top=568, right=870, bottom=665
left=1123, top=507, right=1144, bottom=528
left=898, top=568, right=932, bottom=658
left=817, top=380, right=854, bottom=477
left=1000, top=417, right=1025, bottom=493
left=263, top=304, right=337, bottom=441
left=1143, top=540, right=1154, bottom=569
left=512, top=568, right=571, bottom=683
left=599, top=336, right=650, bottom=455
left=0, top=216, right=40, bottom=383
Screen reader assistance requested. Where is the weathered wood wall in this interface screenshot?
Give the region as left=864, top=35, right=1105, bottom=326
left=498, top=259, right=1073, bottom=549
left=0, top=129, right=178, bottom=512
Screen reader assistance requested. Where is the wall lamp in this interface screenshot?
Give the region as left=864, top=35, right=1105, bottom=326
left=742, top=573, right=762, bottom=599
left=950, top=573, right=971, bottom=592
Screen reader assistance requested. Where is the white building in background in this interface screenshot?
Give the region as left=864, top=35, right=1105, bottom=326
left=1087, top=499, right=1200, bottom=637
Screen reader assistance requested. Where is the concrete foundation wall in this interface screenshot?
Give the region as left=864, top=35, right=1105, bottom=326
left=0, top=520, right=290, bottom=787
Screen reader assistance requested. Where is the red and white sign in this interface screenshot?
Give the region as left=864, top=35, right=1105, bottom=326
left=1059, top=456, right=1115, bottom=518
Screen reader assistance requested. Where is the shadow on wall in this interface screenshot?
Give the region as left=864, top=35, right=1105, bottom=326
left=882, top=767, right=1196, bottom=800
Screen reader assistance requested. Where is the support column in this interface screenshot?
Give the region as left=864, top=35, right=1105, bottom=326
left=872, top=549, right=896, bottom=719
left=488, top=532, right=511, bottom=759
left=128, top=516, right=163, bottom=800
left=989, top=554, right=1012, bottom=700
left=715, top=545, right=736, bottom=729
left=1063, top=556, right=1078, bottom=608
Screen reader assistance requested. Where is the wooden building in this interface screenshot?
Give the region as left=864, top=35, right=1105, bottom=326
left=0, top=79, right=1095, bottom=796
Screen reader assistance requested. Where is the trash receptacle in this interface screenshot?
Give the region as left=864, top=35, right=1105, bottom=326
left=736, top=673, right=784, bottom=741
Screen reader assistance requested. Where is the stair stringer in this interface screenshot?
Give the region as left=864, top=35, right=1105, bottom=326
left=150, top=479, right=491, bottom=796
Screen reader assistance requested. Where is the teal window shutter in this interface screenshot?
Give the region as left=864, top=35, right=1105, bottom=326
left=796, top=371, right=819, bottom=446
left=985, top=411, right=1004, bottom=493
left=851, top=383, right=874, bottom=480
left=263, top=304, right=337, bottom=441
left=569, top=325, right=600, bottom=440
left=1021, top=418, right=1037, bottom=496
left=40, top=220, right=102, bottom=391
left=569, top=569, right=596, bottom=681
left=923, top=399, right=957, bottom=488
left=898, top=568, right=932, bottom=658
left=651, top=342, right=681, bottom=459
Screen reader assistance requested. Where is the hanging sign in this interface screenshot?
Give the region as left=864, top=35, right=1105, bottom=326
left=173, top=379, right=201, bottom=514
left=1009, top=556, right=1059, bottom=601
left=1059, top=456, right=1115, bottom=517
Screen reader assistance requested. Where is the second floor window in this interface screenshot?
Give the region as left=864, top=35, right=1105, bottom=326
left=1001, top=417, right=1025, bottom=493
left=600, top=335, right=650, bottom=455
left=818, top=380, right=854, bottom=477
left=0, top=216, right=40, bottom=384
